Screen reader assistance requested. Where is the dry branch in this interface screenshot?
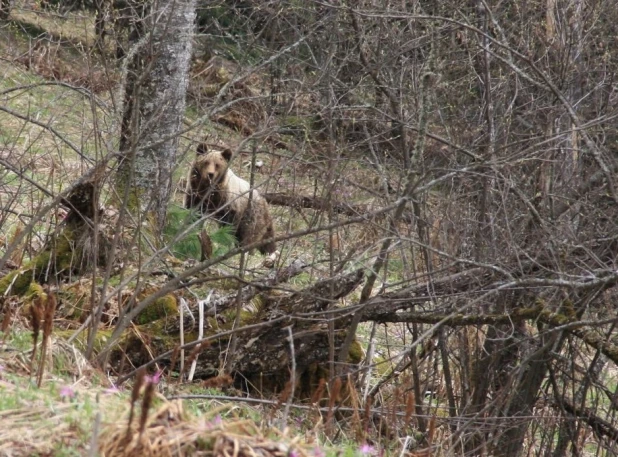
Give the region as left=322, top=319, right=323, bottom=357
left=557, top=398, right=618, bottom=442
left=263, top=192, right=371, bottom=217
left=262, top=192, right=413, bottom=223
left=362, top=306, right=544, bottom=326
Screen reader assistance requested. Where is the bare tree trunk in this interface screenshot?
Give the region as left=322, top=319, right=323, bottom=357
left=116, top=0, right=196, bottom=229
left=94, top=0, right=196, bottom=367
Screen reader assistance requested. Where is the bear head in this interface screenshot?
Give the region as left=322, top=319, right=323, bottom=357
left=193, top=143, right=234, bottom=186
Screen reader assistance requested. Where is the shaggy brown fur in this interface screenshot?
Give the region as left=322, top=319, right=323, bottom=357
left=185, top=143, right=276, bottom=255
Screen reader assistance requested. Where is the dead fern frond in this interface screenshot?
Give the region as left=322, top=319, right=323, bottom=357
left=36, top=290, right=57, bottom=387
left=127, top=366, right=147, bottom=437
left=29, top=295, right=44, bottom=372
left=201, top=374, right=233, bottom=389
left=325, top=377, right=342, bottom=437
left=139, top=381, right=155, bottom=436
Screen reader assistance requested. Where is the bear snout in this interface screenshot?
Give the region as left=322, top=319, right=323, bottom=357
left=200, top=171, right=219, bottom=185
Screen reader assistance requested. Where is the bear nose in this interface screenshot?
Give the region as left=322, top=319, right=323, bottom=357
left=207, top=172, right=215, bottom=180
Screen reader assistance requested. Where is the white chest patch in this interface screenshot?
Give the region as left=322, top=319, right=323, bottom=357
left=222, top=169, right=256, bottom=215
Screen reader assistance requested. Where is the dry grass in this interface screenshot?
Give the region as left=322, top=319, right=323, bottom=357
left=0, top=330, right=326, bottom=457
left=0, top=357, right=123, bottom=455
left=0, top=403, right=88, bottom=455
left=99, top=399, right=315, bottom=457
left=11, top=2, right=97, bottom=46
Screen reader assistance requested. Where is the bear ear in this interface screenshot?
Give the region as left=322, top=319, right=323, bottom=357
left=222, top=148, right=233, bottom=163
left=196, top=143, right=208, bottom=155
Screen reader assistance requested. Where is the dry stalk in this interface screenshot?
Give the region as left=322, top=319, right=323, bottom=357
left=139, top=381, right=156, bottom=436
left=126, top=366, right=147, bottom=439
left=36, top=290, right=57, bottom=387
left=179, top=340, right=208, bottom=381
left=0, top=298, right=13, bottom=339
left=167, top=345, right=180, bottom=384
left=362, top=396, right=372, bottom=439
left=325, top=377, right=342, bottom=437
left=427, top=415, right=436, bottom=445
left=188, top=293, right=208, bottom=381
left=405, top=391, right=415, bottom=429
left=179, top=297, right=185, bottom=382
left=29, top=295, right=44, bottom=373
left=346, top=374, right=363, bottom=442
left=280, top=325, right=296, bottom=430
left=310, top=378, right=326, bottom=405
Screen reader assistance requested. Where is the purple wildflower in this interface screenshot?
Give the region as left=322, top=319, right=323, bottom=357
left=104, top=385, right=120, bottom=395
left=359, top=443, right=374, bottom=455
left=146, top=369, right=164, bottom=384
left=205, top=414, right=223, bottom=430
left=59, top=385, right=76, bottom=399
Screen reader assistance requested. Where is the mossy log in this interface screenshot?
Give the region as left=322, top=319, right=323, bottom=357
left=108, top=269, right=365, bottom=396
left=0, top=180, right=106, bottom=299
left=0, top=227, right=82, bottom=297
left=189, top=258, right=308, bottom=317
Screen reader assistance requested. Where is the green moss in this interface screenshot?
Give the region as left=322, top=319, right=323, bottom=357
left=105, top=319, right=190, bottom=369
left=552, top=313, right=570, bottom=325
left=347, top=339, right=364, bottom=364
left=0, top=269, right=33, bottom=296
left=135, top=294, right=179, bottom=325
left=279, top=115, right=315, bottom=138
left=562, top=299, right=576, bottom=319
left=32, top=228, right=78, bottom=276
left=0, top=227, right=83, bottom=298
left=206, top=316, right=218, bottom=329
left=56, top=282, right=90, bottom=319
left=137, top=318, right=187, bottom=347
left=289, top=272, right=314, bottom=288
left=373, top=355, right=393, bottom=376
left=56, top=328, right=113, bottom=354
left=202, top=84, right=221, bottom=97
left=25, top=282, right=46, bottom=301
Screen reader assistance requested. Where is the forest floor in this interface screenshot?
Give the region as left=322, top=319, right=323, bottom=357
left=0, top=3, right=399, bottom=457
left=0, top=326, right=340, bottom=456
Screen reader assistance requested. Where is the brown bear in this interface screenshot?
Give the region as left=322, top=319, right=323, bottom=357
left=185, top=143, right=277, bottom=255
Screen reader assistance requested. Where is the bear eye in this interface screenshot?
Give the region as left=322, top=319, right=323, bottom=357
left=215, top=164, right=220, bottom=169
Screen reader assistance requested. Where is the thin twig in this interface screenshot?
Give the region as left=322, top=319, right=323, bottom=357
left=179, top=297, right=186, bottom=380
left=188, top=292, right=209, bottom=381
left=281, top=325, right=296, bottom=430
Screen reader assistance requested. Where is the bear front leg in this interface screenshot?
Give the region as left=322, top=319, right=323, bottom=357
left=258, top=223, right=277, bottom=255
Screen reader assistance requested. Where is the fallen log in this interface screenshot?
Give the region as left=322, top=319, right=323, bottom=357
left=197, top=258, right=308, bottom=318
left=0, top=179, right=107, bottom=298
left=108, top=269, right=365, bottom=395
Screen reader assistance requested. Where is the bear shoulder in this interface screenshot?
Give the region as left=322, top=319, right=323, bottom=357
left=223, top=169, right=269, bottom=220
